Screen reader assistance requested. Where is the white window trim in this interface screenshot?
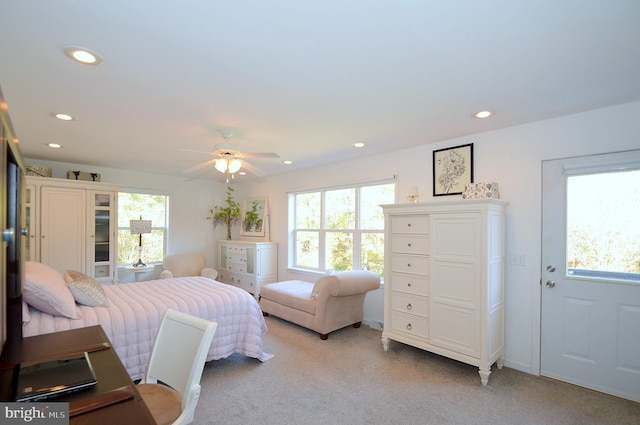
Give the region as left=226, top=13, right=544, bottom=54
left=117, top=189, right=170, bottom=266
left=287, top=177, right=397, bottom=274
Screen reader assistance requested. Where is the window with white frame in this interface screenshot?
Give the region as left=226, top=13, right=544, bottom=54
left=117, top=192, right=169, bottom=265
left=289, top=180, right=396, bottom=275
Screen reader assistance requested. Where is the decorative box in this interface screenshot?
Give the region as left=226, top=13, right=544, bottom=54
left=26, top=165, right=52, bottom=177
left=462, top=182, right=500, bottom=199
left=66, top=171, right=101, bottom=182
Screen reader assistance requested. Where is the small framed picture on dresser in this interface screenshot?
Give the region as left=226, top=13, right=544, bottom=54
left=432, top=143, right=474, bottom=196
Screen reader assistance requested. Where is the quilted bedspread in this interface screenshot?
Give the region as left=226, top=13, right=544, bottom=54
left=23, top=276, right=273, bottom=380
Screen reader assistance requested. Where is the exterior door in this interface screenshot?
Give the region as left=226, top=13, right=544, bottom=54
left=541, top=150, right=640, bottom=402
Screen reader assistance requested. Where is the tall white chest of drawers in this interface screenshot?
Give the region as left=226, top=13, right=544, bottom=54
left=381, top=199, right=506, bottom=385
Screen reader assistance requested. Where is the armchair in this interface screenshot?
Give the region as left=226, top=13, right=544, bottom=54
left=159, top=252, right=218, bottom=280
left=259, top=270, right=380, bottom=340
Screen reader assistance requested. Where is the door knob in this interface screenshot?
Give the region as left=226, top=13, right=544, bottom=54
left=2, top=228, right=15, bottom=243
left=546, top=280, right=556, bottom=288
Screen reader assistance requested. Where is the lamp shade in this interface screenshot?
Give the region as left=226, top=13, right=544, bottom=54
left=406, top=186, right=419, bottom=202
left=228, top=158, right=242, bottom=173
left=214, top=158, right=228, bottom=173
left=130, top=219, right=152, bottom=234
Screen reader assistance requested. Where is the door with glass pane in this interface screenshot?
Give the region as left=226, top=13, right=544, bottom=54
left=89, top=191, right=116, bottom=284
left=541, top=150, right=640, bottom=402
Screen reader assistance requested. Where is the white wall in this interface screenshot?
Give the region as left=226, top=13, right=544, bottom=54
left=236, top=101, right=640, bottom=374
left=26, top=100, right=640, bottom=375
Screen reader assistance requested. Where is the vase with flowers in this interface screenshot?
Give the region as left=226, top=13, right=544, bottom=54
left=208, top=186, right=241, bottom=240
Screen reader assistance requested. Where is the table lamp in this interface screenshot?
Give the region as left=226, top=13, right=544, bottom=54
left=130, top=217, right=152, bottom=267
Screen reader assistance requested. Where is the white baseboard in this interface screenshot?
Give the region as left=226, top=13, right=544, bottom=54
left=363, top=319, right=383, bottom=331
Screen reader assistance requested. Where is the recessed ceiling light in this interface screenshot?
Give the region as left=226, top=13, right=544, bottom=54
left=353, top=142, right=365, bottom=148
left=473, top=110, right=493, bottom=119
left=63, top=46, right=104, bottom=65
left=53, top=113, right=77, bottom=121
left=283, top=160, right=293, bottom=165
left=47, top=143, right=62, bottom=149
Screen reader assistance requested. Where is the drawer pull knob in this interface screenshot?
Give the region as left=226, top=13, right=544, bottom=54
left=407, top=243, right=412, bottom=247
left=407, top=263, right=411, bottom=267
left=407, top=283, right=412, bottom=287
left=407, top=223, right=412, bottom=227
left=406, top=303, right=412, bottom=310
left=406, top=323, right=412, bottom=331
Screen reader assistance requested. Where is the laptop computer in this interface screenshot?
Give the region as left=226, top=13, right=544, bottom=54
left=14, top=352, right=97, bottom=402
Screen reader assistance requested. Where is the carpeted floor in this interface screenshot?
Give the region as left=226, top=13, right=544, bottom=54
left=193, top=316, right=640, bottom=425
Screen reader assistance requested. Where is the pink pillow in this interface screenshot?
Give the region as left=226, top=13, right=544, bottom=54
left=24, top=261, right=79, bottom=319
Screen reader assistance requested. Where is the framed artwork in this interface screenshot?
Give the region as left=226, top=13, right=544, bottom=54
left=241, top=197, right=267, bottom=236
left=432, top=143, right=474, bottom=196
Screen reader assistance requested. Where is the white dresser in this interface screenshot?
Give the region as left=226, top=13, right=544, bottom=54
left=381, top=199, right=506, bottom=385
left=217, top=240, right=278, bottom=299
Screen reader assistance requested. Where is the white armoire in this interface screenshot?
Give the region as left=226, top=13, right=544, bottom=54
left=381, top=199, right=506, bottom=385
left=26, top=176, right=119, bottom=285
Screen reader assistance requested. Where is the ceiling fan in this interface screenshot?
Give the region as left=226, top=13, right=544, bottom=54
left=180, top=130, right=280, bottom=181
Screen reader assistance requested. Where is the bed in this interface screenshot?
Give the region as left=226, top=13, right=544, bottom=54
left=22, top=263, right=273, bottom=380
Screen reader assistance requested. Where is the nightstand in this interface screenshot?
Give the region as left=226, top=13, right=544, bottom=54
left=125, top=265, right=155, bottom=282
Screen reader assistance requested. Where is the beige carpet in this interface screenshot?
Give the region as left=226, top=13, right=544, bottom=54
left=193, top=316, right=640, bottom=425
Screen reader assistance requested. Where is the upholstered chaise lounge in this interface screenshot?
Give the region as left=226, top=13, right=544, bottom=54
left=259, top=270, right=380, bottom=340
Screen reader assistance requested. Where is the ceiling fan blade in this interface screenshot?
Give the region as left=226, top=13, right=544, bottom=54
left=184, top=166, right=216, bottom=181
left=240, top=160, right=266, bottom=177
left=239, top=152, right=280, bottom=159
left=177, top=148, right=215, bottom=156
left=183, top=159, right=216, bottom=174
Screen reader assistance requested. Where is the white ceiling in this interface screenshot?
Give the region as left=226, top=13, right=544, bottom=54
left=2, top=1, right=640, bottom=182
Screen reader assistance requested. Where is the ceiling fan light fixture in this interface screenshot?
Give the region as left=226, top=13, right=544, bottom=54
left=228, top=158, right=242, bottom=173
left=214, top=158, right=228, bottom=173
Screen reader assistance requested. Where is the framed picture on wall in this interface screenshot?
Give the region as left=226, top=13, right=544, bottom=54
left=432, top=143, right=474, bottom=196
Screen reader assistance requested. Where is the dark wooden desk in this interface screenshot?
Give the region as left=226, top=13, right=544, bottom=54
left=1, top=326, right=156, bottom=424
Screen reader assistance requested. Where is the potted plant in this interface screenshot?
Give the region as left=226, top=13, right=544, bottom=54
left=208, top=186, right=241, bottom=240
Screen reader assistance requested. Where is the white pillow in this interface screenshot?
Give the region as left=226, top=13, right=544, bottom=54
left=24, top=261, right=79, bottom=319
left=311, top=270, right=336, bottom=300
left=64, top=270, right=109, bottom=307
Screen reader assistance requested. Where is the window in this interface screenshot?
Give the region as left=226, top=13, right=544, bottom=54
left=117, top=192, right=169, bottom=265
left=290, top=180, right=396, bottom=275
left=566, top=169, right=640, bottom=282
